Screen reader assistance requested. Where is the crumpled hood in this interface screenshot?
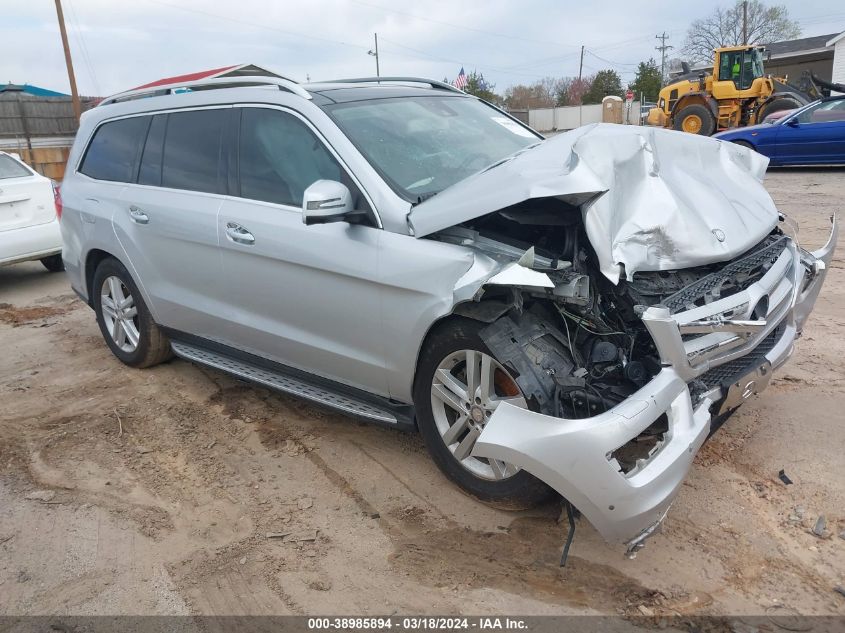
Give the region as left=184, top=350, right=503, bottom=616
left=408, top=123, right=779, bottom=283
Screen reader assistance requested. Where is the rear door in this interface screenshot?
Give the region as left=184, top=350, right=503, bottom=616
left=216, top=105, right=388, bottom=395
left=0, top=154, right=55, bottom=234
left=112, top=108, right=231, bottom=336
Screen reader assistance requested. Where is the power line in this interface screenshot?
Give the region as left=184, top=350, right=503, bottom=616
left=586, top=50, right=639, bottom=68
left=503, top=50, right=583, bottom=71
left=377, top=37, right=551, bottom=79
left=144, top=0, right=371, bottom=52
left=66, top=0, right=100, bottom=96
left=347, top=0, right=582, bottom=51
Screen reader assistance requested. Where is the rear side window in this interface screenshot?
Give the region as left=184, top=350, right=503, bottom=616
left=162, top=109, right=227, bottom=194
left=80, top=116, right=150, bottom=182
left=238, top=108, right=341, bottom=206
left=0, top=154, right=32, bottom=179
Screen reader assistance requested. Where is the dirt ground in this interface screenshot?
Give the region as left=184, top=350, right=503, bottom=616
left=1, top=168, right=843, bottom=620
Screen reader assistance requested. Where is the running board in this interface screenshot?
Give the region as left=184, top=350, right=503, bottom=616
left=170, top=341, right=401, bottom=425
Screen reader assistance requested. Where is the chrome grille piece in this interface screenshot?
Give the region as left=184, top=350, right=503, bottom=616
left=662, top=236, right=788, bottom=313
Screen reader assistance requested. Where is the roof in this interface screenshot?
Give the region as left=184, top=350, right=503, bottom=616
left=827, top=32, right=845, bottom=47
left=767, top=33, right=838, bottom=56
left=131, top=63, right=282, bottom=90
left=0, top=83, right=68, bottom=97
left=305, top=81, right=466, bottom=104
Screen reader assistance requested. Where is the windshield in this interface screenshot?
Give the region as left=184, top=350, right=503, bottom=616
left=794, top=98, right=845, bottom=123
left=325, top=96, right=540, bottom=201
left=750, top=49, right=765, bottom=80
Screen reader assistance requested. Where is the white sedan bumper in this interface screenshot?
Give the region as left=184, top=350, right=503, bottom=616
left=0, top=218, right=62, bottom=266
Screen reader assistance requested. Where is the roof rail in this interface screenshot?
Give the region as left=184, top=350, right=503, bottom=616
left=98, top=75, right=311, bottom=107
left=318, top=77, right=464, bottom=94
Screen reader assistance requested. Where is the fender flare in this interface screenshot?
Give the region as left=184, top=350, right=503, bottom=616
left=671, top=92, right=719, bottom=121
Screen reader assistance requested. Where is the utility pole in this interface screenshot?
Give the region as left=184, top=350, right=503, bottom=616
left=742, top=0, right=748, bottom=45
left=655, top=32, right=673, bottom=85
left=368, top=33, right=380, bottom=77
left=54, top=0, right=81, bottom=123
left=578, top=44, right=584, bottom=126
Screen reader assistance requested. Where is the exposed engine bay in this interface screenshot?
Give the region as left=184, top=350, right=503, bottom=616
left=436, top=197, right=793, bottom=473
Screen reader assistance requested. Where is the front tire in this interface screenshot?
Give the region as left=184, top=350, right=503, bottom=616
left=413, top=318, right=553, bottom=508
left=40, top=254, right=64, bottom=272
left=92, top=258, right=172, bottom=368
left=673, top=104, right=716, bottom=136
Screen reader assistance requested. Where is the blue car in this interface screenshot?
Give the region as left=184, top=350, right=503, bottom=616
left=713, top=96, right=845, bottom=165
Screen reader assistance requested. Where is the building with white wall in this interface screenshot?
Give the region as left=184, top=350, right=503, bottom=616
left=828, top=32, right=845, bottom=94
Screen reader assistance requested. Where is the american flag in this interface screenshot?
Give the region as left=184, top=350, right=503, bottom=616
left=453, top=67, right=468, bottom=90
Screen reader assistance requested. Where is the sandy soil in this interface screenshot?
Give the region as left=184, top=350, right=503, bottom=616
left=0, top=168, right=843, bottom=619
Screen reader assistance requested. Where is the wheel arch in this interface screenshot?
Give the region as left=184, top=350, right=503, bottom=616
left=671, top=92, right=718, bottom=120
left=84, top=248, right=116, bottom=306
left=83, top=248, right=159, bottom=323
left=731, top=137, right=757, bottom=151
left=410, top=298, right=514, bottom=400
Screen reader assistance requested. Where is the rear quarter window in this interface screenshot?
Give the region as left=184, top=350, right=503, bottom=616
left=80, top=116, right=150, bottom=182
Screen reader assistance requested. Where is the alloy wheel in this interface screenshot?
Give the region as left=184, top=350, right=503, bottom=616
left=430, top=349, right=527, bottom=480
left=100, top=275, right=140, bottom=353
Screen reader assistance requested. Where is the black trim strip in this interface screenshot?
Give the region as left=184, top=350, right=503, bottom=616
left=162, top=327, right=417, bottom=431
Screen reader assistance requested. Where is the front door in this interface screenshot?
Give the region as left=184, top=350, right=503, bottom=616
left=217, top=106, right=388, bottom=396
left=775, top=100, right=845, bottom=164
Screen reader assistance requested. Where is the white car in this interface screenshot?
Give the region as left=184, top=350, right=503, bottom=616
left=0, top=151, right=63, bottom=272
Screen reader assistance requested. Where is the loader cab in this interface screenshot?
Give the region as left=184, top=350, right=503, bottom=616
left=713, top=47, right=766, bottom=95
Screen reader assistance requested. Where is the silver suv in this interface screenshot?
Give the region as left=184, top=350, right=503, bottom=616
left=61, top=75, right=836, bottom=553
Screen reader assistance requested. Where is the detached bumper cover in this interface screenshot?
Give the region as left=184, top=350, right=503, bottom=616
left=472, top=216, right=837, bottom=548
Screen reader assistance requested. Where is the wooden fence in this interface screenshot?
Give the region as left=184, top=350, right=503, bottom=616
left=12, top=146, right=72, bottom=180
left=0, top=92, right=98, bottom=180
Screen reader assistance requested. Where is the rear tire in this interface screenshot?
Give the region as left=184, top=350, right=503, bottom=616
left=413, top=317, right=553, bottom=509
left=40, top=254, right=64, bottom=272
left=673, top=104, right=716, bottom=136
left=92, top=257, right=172, bottom=368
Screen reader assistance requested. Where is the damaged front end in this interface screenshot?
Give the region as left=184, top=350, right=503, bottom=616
left=416, top=125, right=838, bottom=553
left=471, top=216, right=835, bottom=554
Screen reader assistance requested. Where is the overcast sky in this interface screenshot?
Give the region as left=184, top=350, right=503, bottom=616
left=3, top=0, right=844, bottom=97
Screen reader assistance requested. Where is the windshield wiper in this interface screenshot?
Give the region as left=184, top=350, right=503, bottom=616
left=480, top=141, right=544, bottom=174
left=414, top=191, right=439, bottom=205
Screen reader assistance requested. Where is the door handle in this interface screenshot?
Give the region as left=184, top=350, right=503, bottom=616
left=128, top=205, right=149, bottom=224
left=225, top=222, right=255, bottom=245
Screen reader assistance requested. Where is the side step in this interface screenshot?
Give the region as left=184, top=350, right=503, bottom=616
left=171, top=341, right=401, bottom=425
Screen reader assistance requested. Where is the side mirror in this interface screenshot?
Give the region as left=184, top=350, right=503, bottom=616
left=302, top=180, right=356, bottom=226
left=786, top=118, right=799, bottom=128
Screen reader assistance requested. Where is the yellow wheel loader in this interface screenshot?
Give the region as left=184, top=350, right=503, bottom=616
left=647, top=45, right=810, bottom=135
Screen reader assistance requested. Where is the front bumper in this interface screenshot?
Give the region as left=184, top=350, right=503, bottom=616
left=473, top=216, right=837, bottom=549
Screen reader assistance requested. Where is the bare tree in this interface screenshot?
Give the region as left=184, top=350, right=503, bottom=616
left=682, top=0, right=800, bottom=64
